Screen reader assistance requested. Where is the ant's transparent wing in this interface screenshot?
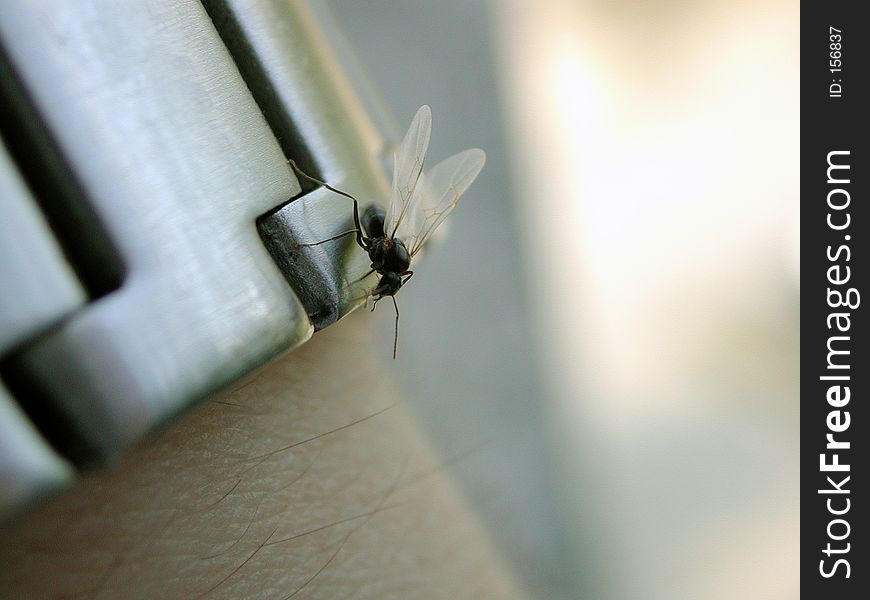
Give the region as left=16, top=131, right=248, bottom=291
left=385, top=105, right=432, bottom=239
left=402, top=148, right=486, bottom=258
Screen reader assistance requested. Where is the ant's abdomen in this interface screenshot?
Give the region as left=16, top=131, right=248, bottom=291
left=361, top=204, right=386, bottom=239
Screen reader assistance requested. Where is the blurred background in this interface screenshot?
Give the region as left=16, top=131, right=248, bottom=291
left=327, top=0, right=799, bottom=598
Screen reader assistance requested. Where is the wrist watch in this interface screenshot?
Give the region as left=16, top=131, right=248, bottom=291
left=0, top=0, right=392, bottom=519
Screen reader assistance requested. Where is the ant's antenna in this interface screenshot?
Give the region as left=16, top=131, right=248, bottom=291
left=391, top=296, right=400, bottom=360
left=369, top=296, right=400, bottom=359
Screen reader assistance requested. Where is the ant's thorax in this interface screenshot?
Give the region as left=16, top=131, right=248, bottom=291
left=367, top=236, right=410, bottom=275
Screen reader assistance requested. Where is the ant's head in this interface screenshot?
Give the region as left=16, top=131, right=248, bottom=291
left=372, top=271, right=403, bottom=298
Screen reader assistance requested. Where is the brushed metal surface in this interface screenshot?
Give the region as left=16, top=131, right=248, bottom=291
left=0, top=140, right=78, bottom=518
left=0, top=139, right=86, bottom=352
left=0, top=0, right=313, bottom=463
left=0, top=385, right=72, bottom=521
left=205, top=0, right=392, bottom=328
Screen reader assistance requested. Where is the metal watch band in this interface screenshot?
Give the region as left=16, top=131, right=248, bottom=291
left=0, top=0, right=389, bottom=519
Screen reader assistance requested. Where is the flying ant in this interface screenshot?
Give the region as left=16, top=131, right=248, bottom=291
left=290, top=105, right=485, bottom=358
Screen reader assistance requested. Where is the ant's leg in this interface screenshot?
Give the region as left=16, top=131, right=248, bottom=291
left=343, top=270, right=377, bottom=307
left=349, top=268, right=375, bottom=285
left=288, top=159, right=366, bottom=250
left=294, top=228, right=359, bottom=248
left=401, top=271, right=414, bottom=285
left=391, top=296, right=400, bottom=360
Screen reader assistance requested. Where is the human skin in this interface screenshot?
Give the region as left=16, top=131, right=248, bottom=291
left=0, top=313, right=522, bottom=599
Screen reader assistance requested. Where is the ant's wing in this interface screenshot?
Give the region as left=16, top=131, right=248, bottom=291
left=402, top=148, right=486, bottom=258
left=384, top=105, right=432, bottom=239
